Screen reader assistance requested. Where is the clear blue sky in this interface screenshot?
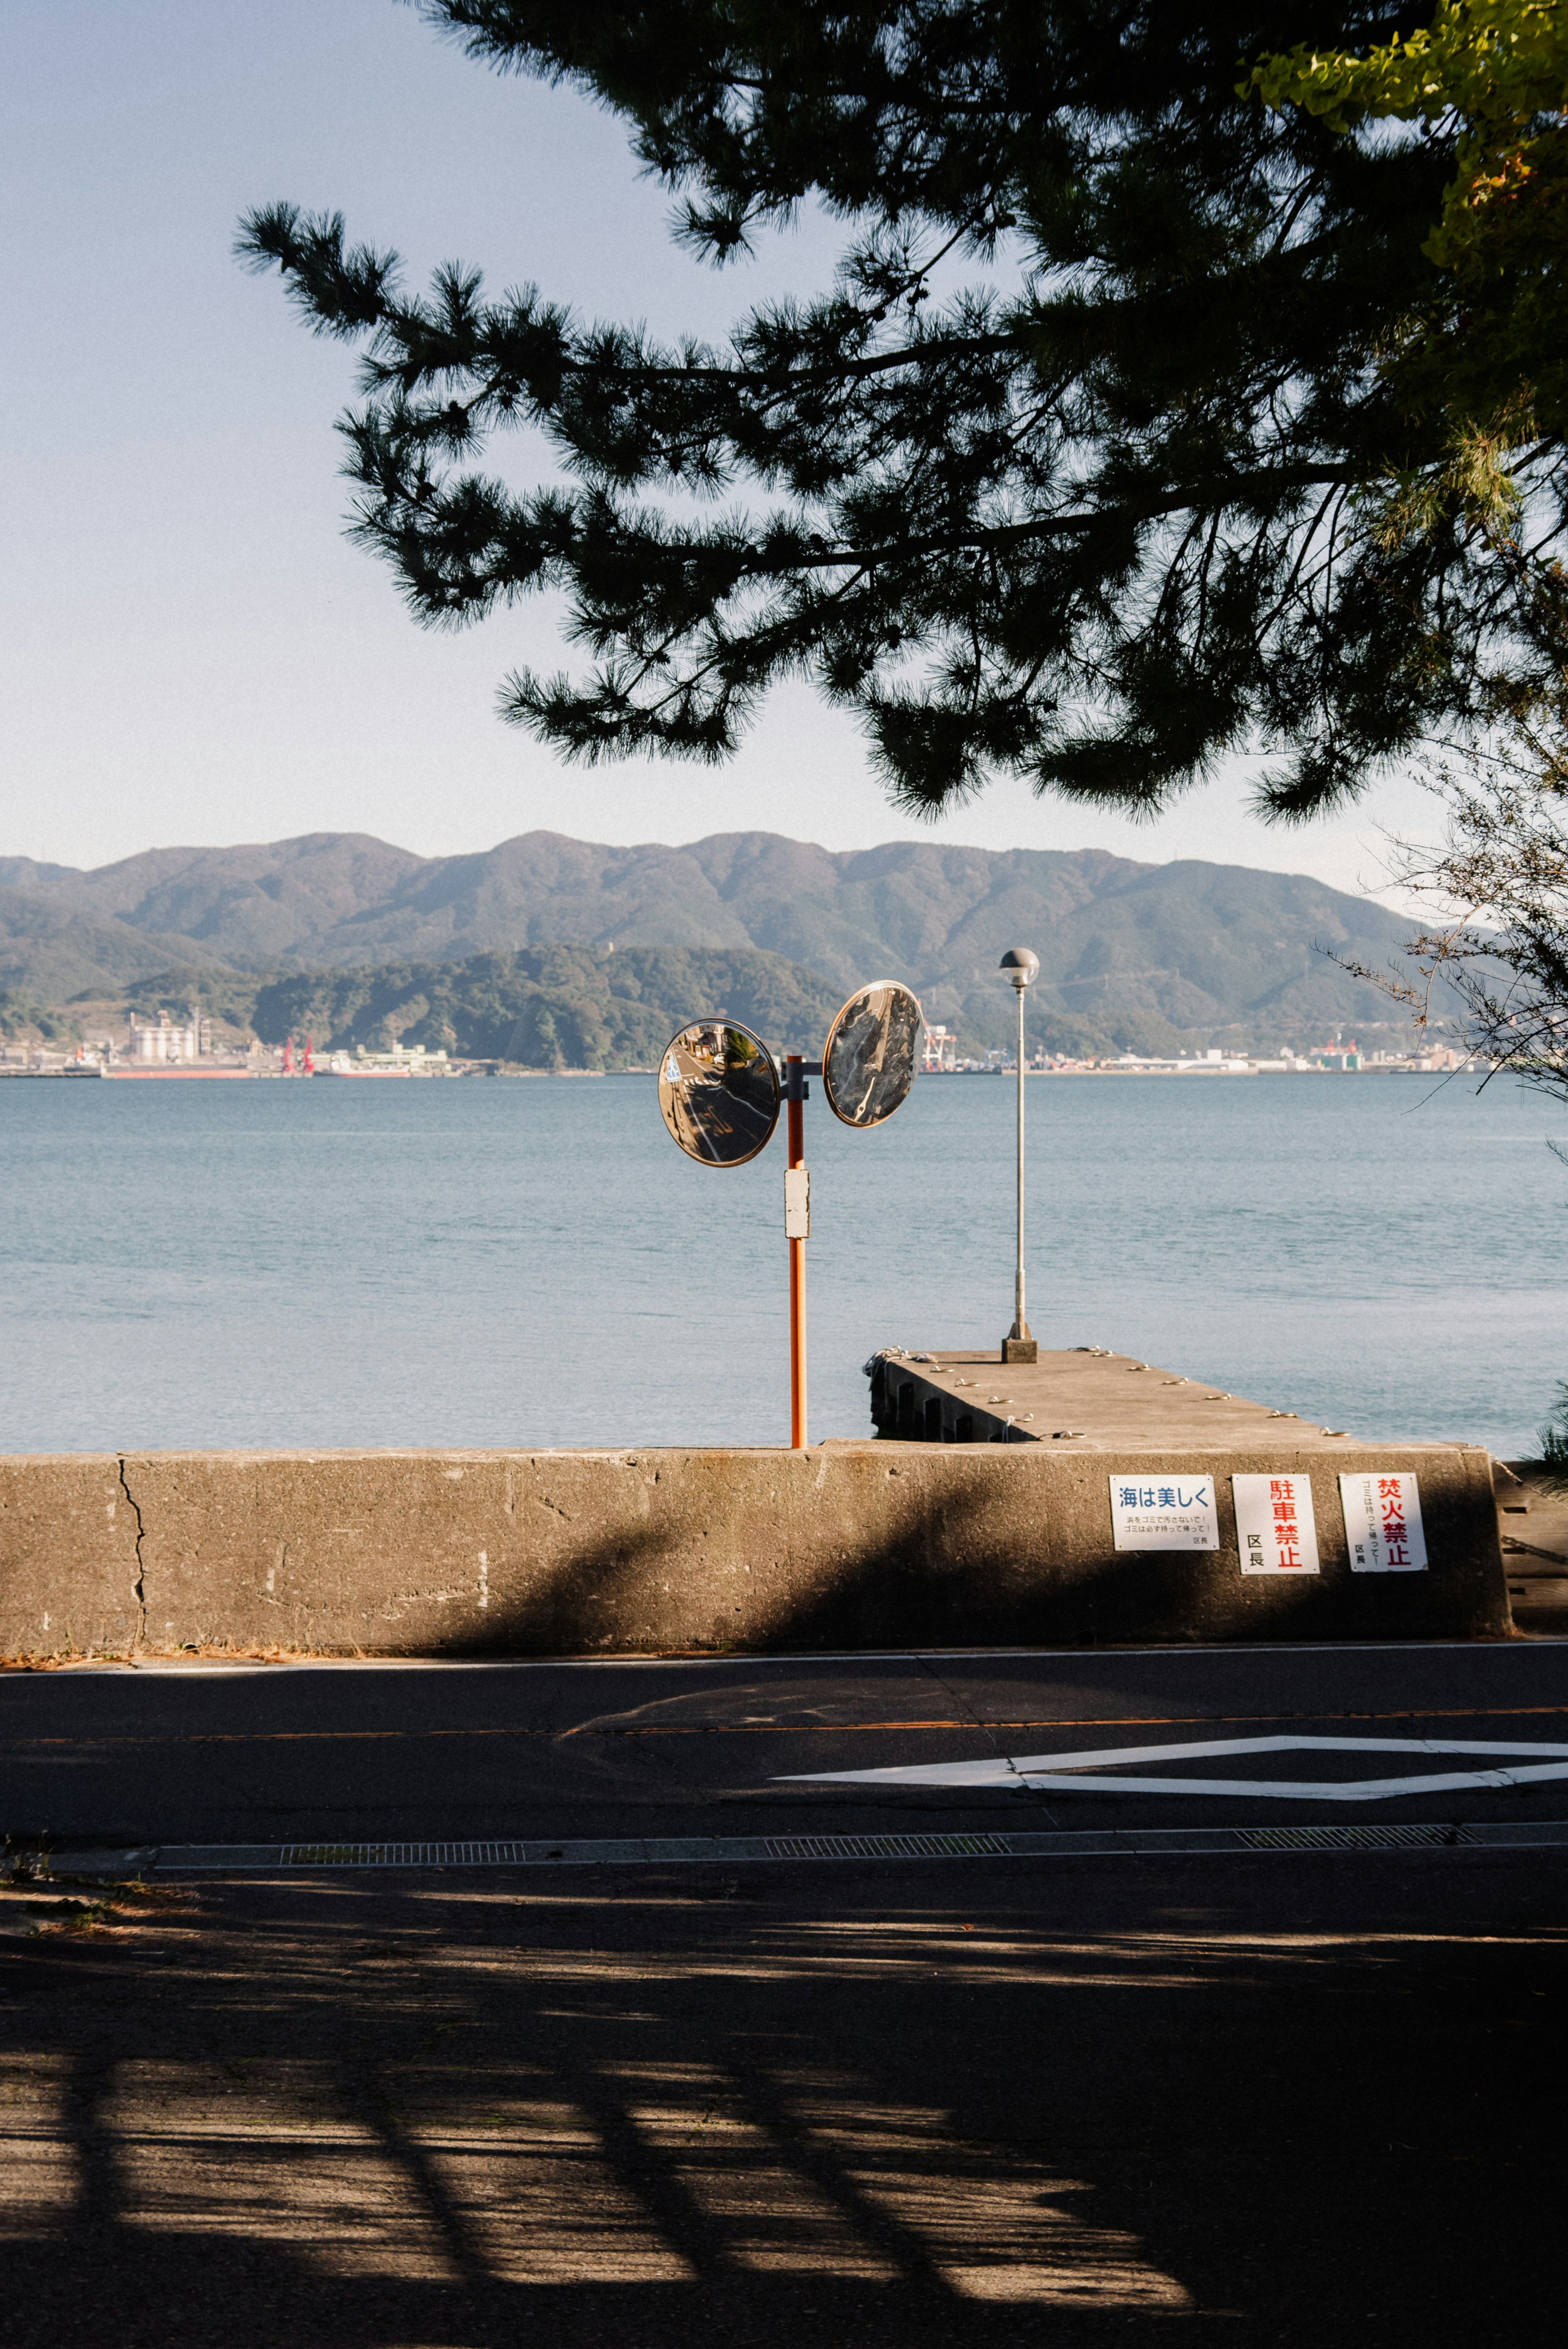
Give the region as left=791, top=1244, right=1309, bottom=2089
left=2, top=0, right=1430, bottom=894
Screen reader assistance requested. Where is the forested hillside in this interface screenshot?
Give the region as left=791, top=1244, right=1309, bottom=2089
left=2, top=828, right=1442, bottom=1057
left=251, top=946, right=845, bottom=1068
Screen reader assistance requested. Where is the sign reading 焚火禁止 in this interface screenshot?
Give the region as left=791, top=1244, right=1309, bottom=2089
left=1339, top=1473, right=1428, bottom=1572
left=1109, top=1476, right=1219, bottom=1551
left=1232, top=1473, right=1320, bottom=1574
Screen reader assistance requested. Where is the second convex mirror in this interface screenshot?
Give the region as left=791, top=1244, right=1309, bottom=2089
left=658, top=1020, right=781, bottom=1167
left=822, top=981, right=922, bottom=1128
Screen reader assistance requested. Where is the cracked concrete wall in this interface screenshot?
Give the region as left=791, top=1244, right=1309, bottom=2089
left=0, top=1455, right=145, bottom=1652
left=0, top=1442, right=1510, bottom=1655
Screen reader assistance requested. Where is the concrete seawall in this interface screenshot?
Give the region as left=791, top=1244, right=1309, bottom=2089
left=0, top=1440, right=1510, bottom=1658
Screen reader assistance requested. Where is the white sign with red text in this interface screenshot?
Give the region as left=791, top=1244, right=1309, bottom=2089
left=1339, top=1473, right=1428, bottom=1572
left=1232, top=1474, right=1320, bottom=1574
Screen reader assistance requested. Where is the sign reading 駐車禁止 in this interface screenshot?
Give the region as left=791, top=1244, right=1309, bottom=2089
left=1231, top=1474, right=1320, bottom=1574
left=1109, top=1476, right=1219, bottom=1551
left=1339, top=1473, right=1428, bottom=1572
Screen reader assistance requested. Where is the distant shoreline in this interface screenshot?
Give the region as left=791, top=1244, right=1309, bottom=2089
left=0, top=1061, right=1472, bottom=1084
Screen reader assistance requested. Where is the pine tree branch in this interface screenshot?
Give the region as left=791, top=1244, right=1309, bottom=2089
left=236, top=4, right=1563, bottom=814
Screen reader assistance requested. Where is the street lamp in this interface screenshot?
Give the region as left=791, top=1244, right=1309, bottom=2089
left=999, top=947, right=1040, bottom=1363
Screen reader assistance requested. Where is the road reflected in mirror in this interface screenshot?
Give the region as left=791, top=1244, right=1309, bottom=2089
left=822, top=982, right=922, bottom=1127
left=658, top=1021, right=781, bottom=1166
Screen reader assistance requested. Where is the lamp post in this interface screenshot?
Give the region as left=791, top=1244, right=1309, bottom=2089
left=999, top=948, right=1039, bottom=1363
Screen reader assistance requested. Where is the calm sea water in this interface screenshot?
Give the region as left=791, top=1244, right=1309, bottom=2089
left=0, top=1071, right=1563, bottom=1456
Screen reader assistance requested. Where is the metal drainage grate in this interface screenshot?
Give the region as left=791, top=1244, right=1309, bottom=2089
left=762, top=1832, right=1013, bottom=1862
left=283, top=1842, right=530, bottom=1868
left=1237, top=1824, right=1474, bottom=1852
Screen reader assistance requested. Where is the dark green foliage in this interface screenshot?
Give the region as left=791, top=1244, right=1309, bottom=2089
left=1539, top=1382, right=1568, bottom=1495
left=238, top=4, right=1563, bottom=819
left=0, top=990, right=79, bottom=1045
left=251, top=944, right=844, bottom=1065
left=117, top=970, right=267, bottom=1029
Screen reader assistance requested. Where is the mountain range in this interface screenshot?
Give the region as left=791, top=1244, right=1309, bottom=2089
left=0, top=829, right=1432, bottom=1057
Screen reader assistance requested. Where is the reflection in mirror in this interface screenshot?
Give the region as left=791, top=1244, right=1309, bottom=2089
left=822, top=981, right=922, bottom=1127
left=658, top=1020, right=781, bottom=1166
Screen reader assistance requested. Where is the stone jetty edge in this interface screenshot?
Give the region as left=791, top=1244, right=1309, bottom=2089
left=0, top=1442, right=1510, bottom=1657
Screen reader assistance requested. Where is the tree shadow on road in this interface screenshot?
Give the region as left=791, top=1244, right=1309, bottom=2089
left=2, top=1852, right=1562, bottom=2346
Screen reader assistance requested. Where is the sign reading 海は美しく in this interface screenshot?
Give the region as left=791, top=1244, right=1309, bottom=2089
left=1231, top=1474, right=1320, bottom=1574
left=1339, top=1473, right=1428, bottom=1572
left=1109, top=1477, right=1219, bottom=1551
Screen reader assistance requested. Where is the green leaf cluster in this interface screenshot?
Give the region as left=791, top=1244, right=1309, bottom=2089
left=1249, top=4, right=1568, bottom=497
left=238, top=3, right=1565, bottom=822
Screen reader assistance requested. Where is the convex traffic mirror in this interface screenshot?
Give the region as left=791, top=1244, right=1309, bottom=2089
left=658, top=1020, right=781, bottom=1167
left=657, top=982, right=924, bottom=1447
left=822, top=981, right=922, bottom=1128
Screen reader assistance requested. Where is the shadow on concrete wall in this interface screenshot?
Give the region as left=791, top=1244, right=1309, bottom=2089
left=4, top=1444, right=1503, bottom=1659
left=425, top=1467, right=1498, bottom=1659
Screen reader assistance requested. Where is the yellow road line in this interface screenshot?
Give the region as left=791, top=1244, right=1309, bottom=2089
left=6, top=1703, right=1568, bottom=1748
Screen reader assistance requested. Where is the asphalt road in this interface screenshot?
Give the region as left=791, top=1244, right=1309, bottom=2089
left=4, top=1643, right=1565, bottom=2347
left=6, top=1637, right=1568, bottom=1853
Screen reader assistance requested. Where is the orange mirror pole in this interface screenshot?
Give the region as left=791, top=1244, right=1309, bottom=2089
left=785, top=1053, right=808, bottom=1447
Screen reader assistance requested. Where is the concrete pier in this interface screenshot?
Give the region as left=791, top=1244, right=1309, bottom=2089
left=868, top=1345, right=1378, bottom=1451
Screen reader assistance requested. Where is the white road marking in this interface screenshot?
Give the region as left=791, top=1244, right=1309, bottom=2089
left=1007, top=1764, right=1568, bottom=1801
left=775, top=1732, right=1568, bottom=1803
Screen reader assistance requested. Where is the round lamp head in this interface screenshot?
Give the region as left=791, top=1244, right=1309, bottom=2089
left=999, top=946, right=1040, bottom=992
